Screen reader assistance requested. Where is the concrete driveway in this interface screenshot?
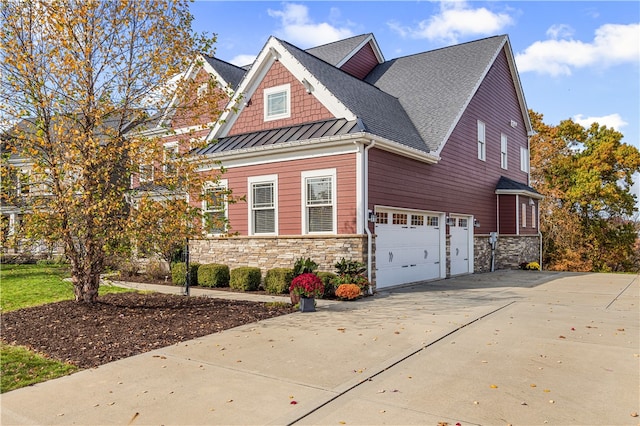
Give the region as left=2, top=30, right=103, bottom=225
left=1, top=270, right=638, bottom=425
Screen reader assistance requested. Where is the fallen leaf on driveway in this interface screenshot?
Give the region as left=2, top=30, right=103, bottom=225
left=290, top=401, right=297, bottom=405
left=631, top=412, right=638, bottom=417
left=558, top=336, right=566, bottom=339
left=490, top=384, right=498, bottom=389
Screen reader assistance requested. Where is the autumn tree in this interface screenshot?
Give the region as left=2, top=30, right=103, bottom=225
left=529, top=110, right=640, bottom=272
left=0, top=0, right=226, bottom=303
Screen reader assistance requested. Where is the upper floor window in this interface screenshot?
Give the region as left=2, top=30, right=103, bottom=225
left=202, top=180, right=227, bottom=235
left=302, top=169, right=336, bottom=234
left=139, top=163, right=154, bottom=183
left=500, top=133, right=508, bottom=169
left=248, top=175, right=277, bottom=235
left=264, top=84, right=290, bottom=121
left=477, top=120, right=486, bottom=161
left=520, top=147, right=530, bottom=173
left=163, top=143, right=178, bottom=176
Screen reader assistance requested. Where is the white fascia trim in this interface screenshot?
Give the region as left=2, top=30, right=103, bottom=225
left=335, top=34, right=385, bottom=68
left=434, top=37, right=507, bottom=158
left=207, top=37, right=356, bottom=142
left=503, top=38, right=533, bottom=136
left=495, top=189, right=544, bottom=200
left=370, top=134, right=440, bottom=164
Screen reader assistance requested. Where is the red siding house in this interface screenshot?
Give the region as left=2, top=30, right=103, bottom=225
left=151, top=33, right=542, bottom=290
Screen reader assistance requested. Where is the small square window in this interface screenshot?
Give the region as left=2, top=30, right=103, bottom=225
left=458, top=218, right=468, bottom=228
left=392, top=213, right=407, bottom=225
left=427, top=216, right=439, bottom=227
left=264, top=84, right=290, bottom=121
left=376, top=212, right=388, bottom=224
left=411, top=215, right=424, bottom=226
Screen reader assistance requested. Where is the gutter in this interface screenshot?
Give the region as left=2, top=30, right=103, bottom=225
left=364, top=140, right=376, bottom=293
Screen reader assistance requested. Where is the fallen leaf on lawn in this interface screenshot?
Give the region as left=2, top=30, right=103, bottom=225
left=490, top=384, right=498, bottom=389
left=290, top=401, right=297, bottom=405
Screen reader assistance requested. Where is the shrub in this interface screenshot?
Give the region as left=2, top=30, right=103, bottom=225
left=119, top=260, right=140, bottom=278
left=146, top=260, right=168, bottom=280
left=171, top=262, right=200, bottom=286
left=198, top=264, right=230, bottom=288
left=264, top=268, right=294, bottom=294
left=230, top=267, right=262, bottom=291
left=525, top=261, right=541, bottom=271
left=317, top=271, right=337, bottom=298
left=335, top=284, right=362, bottom=300
left=334, top=258, right=366, bottom=276
left=293, top=257, right=318, bottom=276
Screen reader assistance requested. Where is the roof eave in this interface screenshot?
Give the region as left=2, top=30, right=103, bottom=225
left=495, top=189, right=544, bottom=199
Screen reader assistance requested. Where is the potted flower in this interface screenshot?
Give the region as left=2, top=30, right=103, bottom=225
left=289, top=273, right=324, bottom=312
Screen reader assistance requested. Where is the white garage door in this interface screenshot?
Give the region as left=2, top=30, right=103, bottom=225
left=449, top=216, right=473, bottom=276
left=375, top=209, right=444, bottom=289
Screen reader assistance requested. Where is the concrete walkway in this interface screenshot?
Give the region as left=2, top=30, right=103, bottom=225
left=1, top=271, right=638, bottom=425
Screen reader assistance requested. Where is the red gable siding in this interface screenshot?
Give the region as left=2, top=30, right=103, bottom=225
left=340, top=42, right=379, bottom=79
left=368, top=48, right=530, bottom=235
left=199, top=153, right=357, bottom=236
left=228, top=61, right=334, bottom=136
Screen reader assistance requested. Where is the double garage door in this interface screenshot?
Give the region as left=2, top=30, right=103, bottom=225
left=375, top=209, right=445, bottom=289
left=375, top=208, right=473, bottom=289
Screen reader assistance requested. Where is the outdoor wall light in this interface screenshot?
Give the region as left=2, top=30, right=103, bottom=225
left=474, top=218, right=481, bottom=228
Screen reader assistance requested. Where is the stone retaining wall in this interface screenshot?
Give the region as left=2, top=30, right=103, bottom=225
left=190, top=235, right=368, bottom=275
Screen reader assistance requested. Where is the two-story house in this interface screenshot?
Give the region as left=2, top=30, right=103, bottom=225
left=148, top=33, right=541, bottom=290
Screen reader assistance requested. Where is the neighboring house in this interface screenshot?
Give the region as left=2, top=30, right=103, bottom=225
left=180, top=33, right=542, bottom=290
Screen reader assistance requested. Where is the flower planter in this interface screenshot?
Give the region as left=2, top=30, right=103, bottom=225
left=300, top=297, right=315, bottom=312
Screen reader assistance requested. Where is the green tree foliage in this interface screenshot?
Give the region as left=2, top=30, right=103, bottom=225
left=529, top=110, right=640, bottom=272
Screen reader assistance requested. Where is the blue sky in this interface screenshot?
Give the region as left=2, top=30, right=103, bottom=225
left=191, top=1, right=639, bottom=151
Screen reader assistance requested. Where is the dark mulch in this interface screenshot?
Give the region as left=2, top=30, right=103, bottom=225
left=0, top=292, right=295, bottom=369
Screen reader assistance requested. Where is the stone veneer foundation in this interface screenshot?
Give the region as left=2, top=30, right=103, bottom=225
left=189, top=235, right=368, bottom=276
left=474, top=234, right=541, bottom=272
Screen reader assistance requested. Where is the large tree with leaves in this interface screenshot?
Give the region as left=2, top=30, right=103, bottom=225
left=529, top=110, right=640, bottom=272
left=1, top=0, right=226, bottom=303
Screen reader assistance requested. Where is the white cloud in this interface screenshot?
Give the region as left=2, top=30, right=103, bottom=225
left=573, top=113, right=628, bottom=131
left=267, top=3, right=353, bottom=47
left=388, top=1, right=514, bottom=44
left=229, top=54, right=256, bottom=67
left=516, top=23, right=640, bottom=76
left=546, top=24, right=574, bottom=39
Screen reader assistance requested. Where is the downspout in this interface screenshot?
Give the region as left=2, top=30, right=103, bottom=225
left=364, top=140, right=376, bottom=294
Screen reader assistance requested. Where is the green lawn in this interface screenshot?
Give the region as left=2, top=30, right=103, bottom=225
left=0, top=263, right=132, bottom=392
left=1, top=263, right=129, bottom=312
left=0, top=343, right=78, bottom=393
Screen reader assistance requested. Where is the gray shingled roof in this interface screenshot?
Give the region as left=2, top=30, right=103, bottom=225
left=202, top=55, right=246, bottom=89
left=495, top=176, right=540, bottom=195
left=366, top=35, right=507, bottom=152
left=280, top=39, right=428, bottom=152
left=305, top=34, right=371, bottom=66
left=195, top=118, right=363, bottom=156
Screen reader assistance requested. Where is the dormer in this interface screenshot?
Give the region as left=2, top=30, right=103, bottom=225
left=306, top=33, right=384, bottom=80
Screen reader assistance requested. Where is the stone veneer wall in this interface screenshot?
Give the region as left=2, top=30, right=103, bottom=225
left=190, top=235, right=368, bottom=276
left=474, top=234, right=541, bottom=272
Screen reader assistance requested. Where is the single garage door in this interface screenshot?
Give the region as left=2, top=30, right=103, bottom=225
left=375, top=209, right=444, bottom=289
left=449, top=215, right=473, bottom=276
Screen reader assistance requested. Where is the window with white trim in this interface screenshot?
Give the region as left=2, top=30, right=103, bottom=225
left=163, top=143, right=178, bottom=176
left=139, top=163, right=153, bottom=183
left=477, top=120, right=486, bottom=161
left=248, top=175, right=277, bottom=235
left=302, top=169, right=335, bottom=234
left=264, top=84, right=290, bottom=121
left=202, top=180, right=228, bottom=235
left=500, top=133, right=508, bottom=169
left=520, top=147, right=530, bottom=173
left=521, top=203, right=527, bottom=228
left=531, top=204, right=537, bottom=229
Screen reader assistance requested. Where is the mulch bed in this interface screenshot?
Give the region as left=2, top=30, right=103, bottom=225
left=0, top=292, right=295, bottom=369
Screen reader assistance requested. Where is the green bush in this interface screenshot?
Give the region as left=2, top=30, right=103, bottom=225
left=171, top=262, right=200, bottom=286
left=264, top=268, right=294, bottom=294
left=293, top=257, right=318, bottom=276
left=198, top=264, right=230, bottom=288
left=229, top=267, right=262, bottom=291
left=317, top=271, right=337, bottom=299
